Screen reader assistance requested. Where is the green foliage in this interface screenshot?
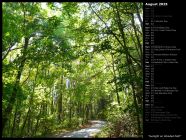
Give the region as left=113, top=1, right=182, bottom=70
left=100, top=40, right=112, bottom=52
left=2, top=2, right=143, bottom=138
left=99, top=102, right=139, bottom=137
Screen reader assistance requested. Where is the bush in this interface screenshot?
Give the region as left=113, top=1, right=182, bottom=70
left=104, top=103, right=139, bottom=137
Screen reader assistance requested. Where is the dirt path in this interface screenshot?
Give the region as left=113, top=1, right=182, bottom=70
left=55, top=120, right=106, bottom=138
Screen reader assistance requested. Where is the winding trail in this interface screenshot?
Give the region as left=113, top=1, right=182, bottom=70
left=56, top=120, right=106, bottom=138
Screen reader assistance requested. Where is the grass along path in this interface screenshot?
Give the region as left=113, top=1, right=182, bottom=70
left=54, top=120, right=106, bottom=138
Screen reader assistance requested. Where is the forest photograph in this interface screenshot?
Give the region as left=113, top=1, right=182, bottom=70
left=2, top=2, right=143, bottom=138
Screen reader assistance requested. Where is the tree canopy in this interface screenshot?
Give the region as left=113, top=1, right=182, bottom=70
left=2, top=2, right=143, bottom=138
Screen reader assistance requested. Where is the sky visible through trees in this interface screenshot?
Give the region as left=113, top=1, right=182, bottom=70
left=2, top=2, right=143, bottom=138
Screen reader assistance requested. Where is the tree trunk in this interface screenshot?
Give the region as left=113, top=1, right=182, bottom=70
left=135, top=3, right=143, bottom=32
left=131, top=13, right=143, bottom=66
left=11, top=102, right=19, bottom=137
left=2, top=37, right=29, bottom=132
left=57, top=75, right=63, bottom=122
left=113, top=4, right=142, bottom=135
left=111, top=52, right=120, bottom=105
left=20, top=108, right=30, bottom=136
left=57, top=93, right=62, bottom=122
left=127, top=56, right=142, bottom=136
left=34, top=105, right=42, bottom=136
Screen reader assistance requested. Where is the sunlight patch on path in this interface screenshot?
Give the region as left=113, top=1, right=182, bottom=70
left=57, top=120, right=106, bottom=138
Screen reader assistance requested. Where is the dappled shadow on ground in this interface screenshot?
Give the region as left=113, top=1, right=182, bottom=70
left=55, top=120, right=106, bottom=138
